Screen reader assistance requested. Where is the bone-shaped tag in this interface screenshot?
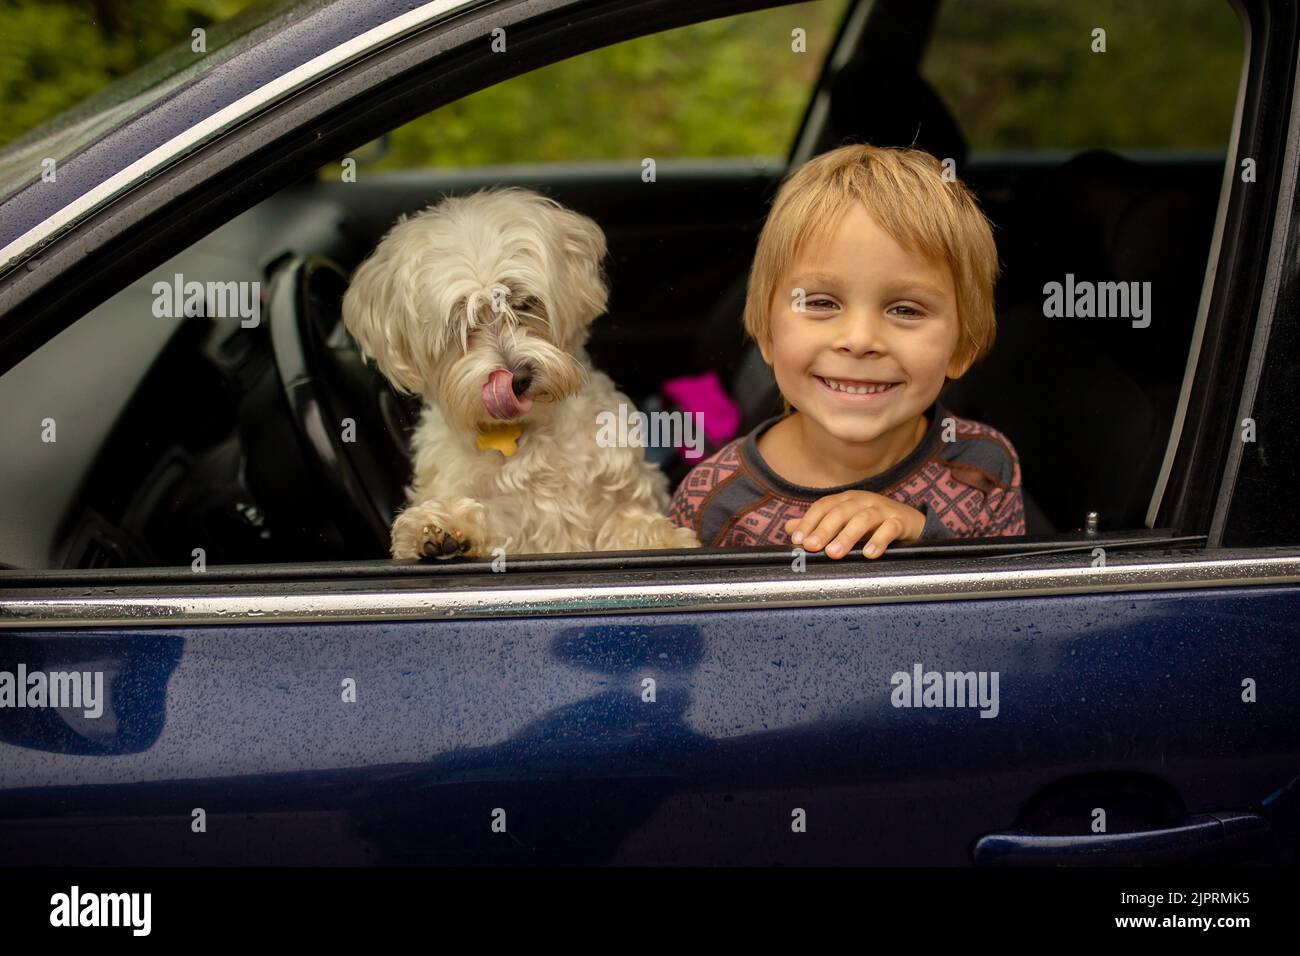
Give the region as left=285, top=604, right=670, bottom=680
left=476, top=422, right=523, bottom=456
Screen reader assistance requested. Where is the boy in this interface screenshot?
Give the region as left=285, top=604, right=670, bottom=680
left=668, top=144, right=1025, bottom=559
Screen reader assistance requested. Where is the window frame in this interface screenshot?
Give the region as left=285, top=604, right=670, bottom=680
left=1216, top=0, right=1300, bottom=547
left=1148, top=0, right=1300, bottom=541
left=0, top=0, right=1295, bottom=608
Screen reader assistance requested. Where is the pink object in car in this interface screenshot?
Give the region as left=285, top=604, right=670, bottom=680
left=661, top=371, right=742, bottom=460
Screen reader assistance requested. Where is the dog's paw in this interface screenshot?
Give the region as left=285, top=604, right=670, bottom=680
left=391, top=508, right=472, bottom=560
left=671, top=526, right=703, bottom=549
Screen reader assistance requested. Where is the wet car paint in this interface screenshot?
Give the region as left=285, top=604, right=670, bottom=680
left=1, top=585, right=1295, bottom=865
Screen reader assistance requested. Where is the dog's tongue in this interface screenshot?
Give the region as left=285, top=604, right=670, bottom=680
left=482, top=368, right=533, bottom=420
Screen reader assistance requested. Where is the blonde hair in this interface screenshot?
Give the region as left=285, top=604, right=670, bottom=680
left=742, top=144, right=999, bottom=412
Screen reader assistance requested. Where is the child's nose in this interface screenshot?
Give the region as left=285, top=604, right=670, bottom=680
left=834, top=306, right=887, bottom=354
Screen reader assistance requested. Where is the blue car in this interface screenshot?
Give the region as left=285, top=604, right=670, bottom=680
left=0, top=0, right=1297, bottom=867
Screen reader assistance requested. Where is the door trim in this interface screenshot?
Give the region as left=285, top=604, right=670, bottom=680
left=2, top=549, right=1296, bottom=629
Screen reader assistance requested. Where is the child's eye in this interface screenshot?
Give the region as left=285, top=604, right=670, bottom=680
left=889, top=304, right=924, bottom=317
left=805, top=297, right=837, bottom=310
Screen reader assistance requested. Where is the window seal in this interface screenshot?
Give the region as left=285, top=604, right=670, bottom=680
left=0, top=530, right=1205, bottom=587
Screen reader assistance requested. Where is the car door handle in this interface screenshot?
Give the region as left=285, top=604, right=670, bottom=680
left=972, top=811, right=1271, bottom=866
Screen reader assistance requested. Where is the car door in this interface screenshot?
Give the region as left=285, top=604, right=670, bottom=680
left=0, top=0, right=1297, bottom=866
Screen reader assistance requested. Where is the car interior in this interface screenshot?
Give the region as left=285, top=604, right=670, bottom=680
left=0, top=0, right=1234, bottom=570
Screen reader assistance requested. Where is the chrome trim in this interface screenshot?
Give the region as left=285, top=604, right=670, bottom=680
left=0, top=0, right=474, bottom=271
left=1145, top=0, right=1251, bottom=530
left=1, top=552, right=1296, bottom=629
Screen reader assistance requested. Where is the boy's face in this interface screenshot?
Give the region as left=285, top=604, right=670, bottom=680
left=760, top=202, right=967, bottom=447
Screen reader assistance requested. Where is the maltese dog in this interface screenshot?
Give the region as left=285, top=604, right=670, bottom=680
left=342, top=186, right=701, bottom=560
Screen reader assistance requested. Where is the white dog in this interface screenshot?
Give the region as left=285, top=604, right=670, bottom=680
left=342, top=186, right=701, bottom=560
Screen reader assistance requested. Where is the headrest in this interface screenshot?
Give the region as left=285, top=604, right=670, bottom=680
left=1026, top=150, right=1204, bottom=286
left=827, top=59, right=968, bottom=168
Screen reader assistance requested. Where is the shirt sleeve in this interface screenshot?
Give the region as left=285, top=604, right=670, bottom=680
left=918, top=501, right=955, bottom=540
left=984, top=440, right=1026, bottom=536
left=917, top=428, right=1027, bottom=539
left=961, top=436, right=1026, bottom=537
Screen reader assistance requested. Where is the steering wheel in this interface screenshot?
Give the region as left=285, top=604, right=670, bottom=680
left=239, top=255, right=418, bottom=559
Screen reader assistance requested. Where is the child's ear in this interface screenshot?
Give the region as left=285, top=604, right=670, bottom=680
left=946, top=349, right=975, bottom=380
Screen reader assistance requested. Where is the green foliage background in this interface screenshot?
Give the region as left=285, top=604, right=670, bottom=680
left=0, top=0, right=251, bottom=145
left=365, top=4, right=843, bottom=170
left=0, top=0, right=1244, bottom=163
left=924, top=0, right=1243, bottom=151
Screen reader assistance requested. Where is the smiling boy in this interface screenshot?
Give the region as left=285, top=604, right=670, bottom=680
left=668, top=144, right=1025, bottom=558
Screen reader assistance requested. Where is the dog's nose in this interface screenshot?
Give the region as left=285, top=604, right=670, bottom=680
left=511, top=366, right=534, bottom=397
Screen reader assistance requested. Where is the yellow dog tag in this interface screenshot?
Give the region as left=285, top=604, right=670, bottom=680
left=476, top=422, right=523, bottom=456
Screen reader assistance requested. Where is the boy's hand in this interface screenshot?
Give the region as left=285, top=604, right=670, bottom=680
left=784, top=491, right=925, bottom=559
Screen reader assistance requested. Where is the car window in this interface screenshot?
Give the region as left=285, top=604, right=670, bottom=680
left=921, top=0, right=1243, bottom=155
left=0, top=0, right=1256, bottom=572
left=348, top=0, right=851, bottom=172
left=895, top=0, right=1248, bottom=539
left=0, top=0, right=853, bottom=572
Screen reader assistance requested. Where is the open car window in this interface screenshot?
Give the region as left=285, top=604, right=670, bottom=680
left=0, top=0, right=1256, bottom=576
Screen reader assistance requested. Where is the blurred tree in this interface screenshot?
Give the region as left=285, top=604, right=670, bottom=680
left=0, top=0, right=252, bottom=144
left=0, top=0, right=1245, bottom=163
left=361, top=3, right=846, bottom=171
left=923, top=0, right=1242, bottom=150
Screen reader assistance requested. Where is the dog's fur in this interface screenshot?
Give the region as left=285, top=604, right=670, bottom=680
left=342, top=186, right=701, bottom=559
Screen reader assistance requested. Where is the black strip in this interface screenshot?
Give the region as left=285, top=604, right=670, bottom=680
left=0, top=532, right=1205, bottom=587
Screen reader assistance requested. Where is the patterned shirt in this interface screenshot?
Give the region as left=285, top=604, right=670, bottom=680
left=667, top=403, right=1025, bottom=547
